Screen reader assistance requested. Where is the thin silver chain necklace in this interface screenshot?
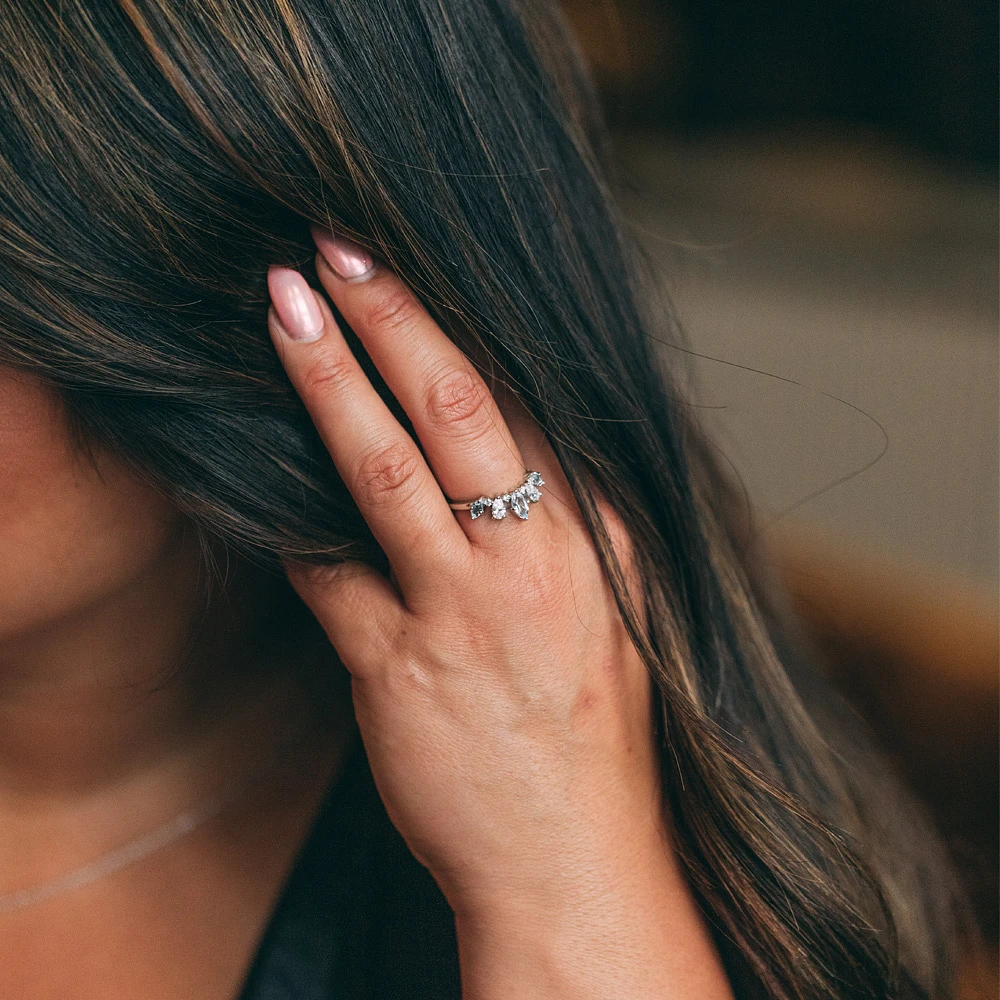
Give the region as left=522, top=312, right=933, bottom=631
left=0, top=707, right=315, bottom=915
left=0, top=791, right=230, bottom=914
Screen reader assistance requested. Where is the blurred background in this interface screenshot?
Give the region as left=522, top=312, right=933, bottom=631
left=559, top=1, right=998, bottom=995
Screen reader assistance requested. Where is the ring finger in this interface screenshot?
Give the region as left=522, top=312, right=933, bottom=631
left=311, top=227, right=547, bottom=541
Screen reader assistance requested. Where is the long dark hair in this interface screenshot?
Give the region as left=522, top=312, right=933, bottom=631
left=0, top=1, right=962, bottom=995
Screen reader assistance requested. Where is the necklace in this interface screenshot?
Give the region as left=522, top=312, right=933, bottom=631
left=0, top=790, right=231, bottom=914
left=0, top=703, right=317, bottom=915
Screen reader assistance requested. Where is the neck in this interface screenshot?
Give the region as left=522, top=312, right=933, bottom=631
left=0, top=526, right=307, bottom=806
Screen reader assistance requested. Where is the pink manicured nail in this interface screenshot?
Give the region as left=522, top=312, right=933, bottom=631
left=267, top=266, right=325, bottom=342
left=311, top=227, right=374, bottom=281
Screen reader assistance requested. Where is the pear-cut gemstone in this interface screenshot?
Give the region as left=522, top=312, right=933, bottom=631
left=510, top=490, right=529, bottom=519
left=527, top=471, right=544, bottom=487
left=469, top=498, right=486, bottom=519
left=524, top=482, right=541, bottom=503
left=491, top=497, right=507, bottom=519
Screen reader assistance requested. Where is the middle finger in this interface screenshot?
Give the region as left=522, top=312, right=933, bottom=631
left=267, top=270, right=467, bottom=589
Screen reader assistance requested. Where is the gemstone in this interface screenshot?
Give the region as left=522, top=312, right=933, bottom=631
left=491, top=497, right=507, bottom=519
left=524, top=483, right=541, bottom=503
left=470, top=499, right=486, bottom=519
left=510, top=491, right=529, bottom=519
left=527, top=471, right=544, bottom=487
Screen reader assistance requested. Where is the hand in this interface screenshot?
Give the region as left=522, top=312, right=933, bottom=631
left=265, top=229, right=664, bottom=917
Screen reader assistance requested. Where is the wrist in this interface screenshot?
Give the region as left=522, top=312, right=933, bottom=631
left=440, top=775, right=674, bottom=919
left=449, top=826, right=734, bottom=1000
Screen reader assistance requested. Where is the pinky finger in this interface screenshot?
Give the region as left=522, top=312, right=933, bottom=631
left=282, top=557, right=403, bottom=678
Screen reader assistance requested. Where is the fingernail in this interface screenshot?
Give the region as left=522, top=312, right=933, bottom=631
left=267, top=266, right=325, bottom=342
left=311, top=227, right=374, bottom=281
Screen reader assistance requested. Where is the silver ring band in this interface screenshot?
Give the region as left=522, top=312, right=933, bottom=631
left=447, top=470, right=544, bottom=521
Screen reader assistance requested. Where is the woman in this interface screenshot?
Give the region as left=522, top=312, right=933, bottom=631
left=0, top=1, right=963, bottom=997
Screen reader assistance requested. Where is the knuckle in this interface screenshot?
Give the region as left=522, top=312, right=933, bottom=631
left=364, top=287, right=422, bottom=334
left=299, top=352, right=359, bottom=397
left=424, top=366, right=490, bottom=432
left=354, top=440, right=423, bottom=509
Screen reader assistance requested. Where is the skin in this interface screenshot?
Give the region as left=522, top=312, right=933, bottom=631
left=0, top=225, right=732, bottom=998
left=267, top=229, right=733, bottom=998
left=0, top=368, right=356, bottom=998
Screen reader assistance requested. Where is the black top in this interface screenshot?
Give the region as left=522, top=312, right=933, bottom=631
left=236, top=729, right=463, bottom=1000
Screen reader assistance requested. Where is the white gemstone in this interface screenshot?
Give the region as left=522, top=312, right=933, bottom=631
left=524, top=483, right=541, bottom=502
left=511, top=491, right=529, bottom=519
left=527, top=471, right=544, bottom=487
left=470, top=499, right=485, bottom=519
left=491, top=497, right=506, bottom=519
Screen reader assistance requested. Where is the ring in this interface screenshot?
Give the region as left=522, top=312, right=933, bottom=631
left=447, top=470, right=544, bottom=521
